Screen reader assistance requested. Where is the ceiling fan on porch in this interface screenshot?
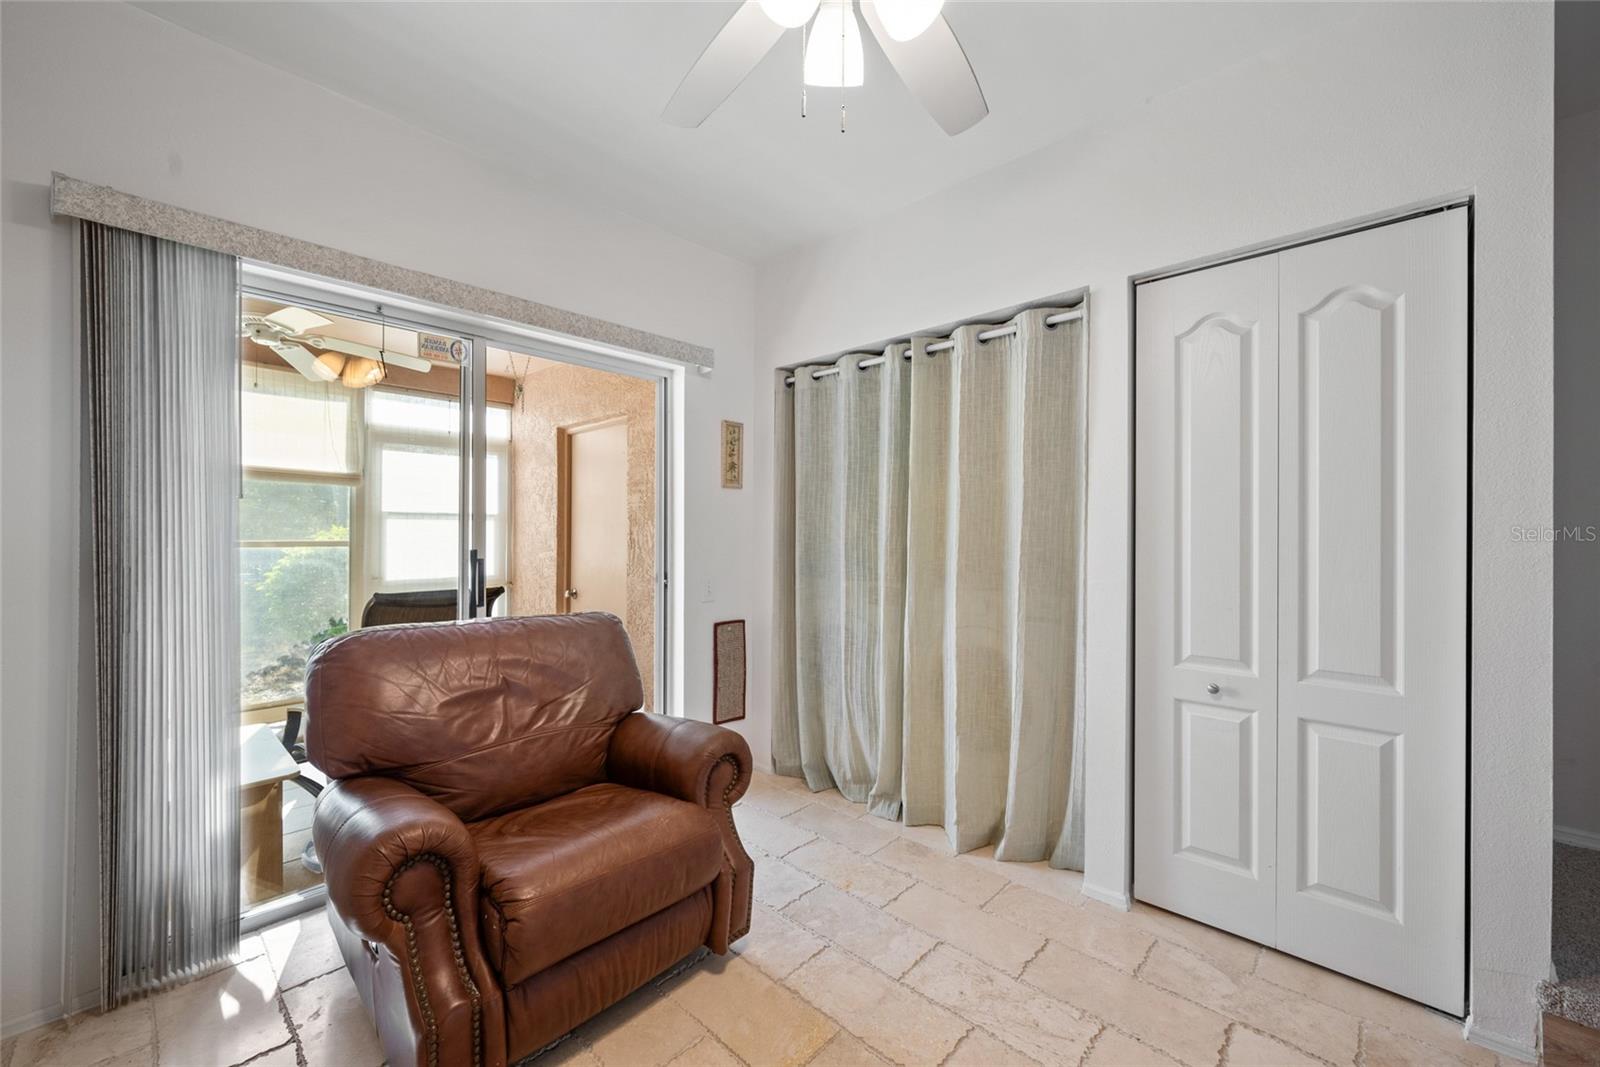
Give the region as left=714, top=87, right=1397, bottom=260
left=663, top=0, right=987, bottom=135
left=241, top=305, right=432, bottom=389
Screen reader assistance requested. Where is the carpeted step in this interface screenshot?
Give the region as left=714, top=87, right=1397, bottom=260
left=1554, top=843, right=1600, bottom=984
left=1540, top=974, right=1600, bottom=1032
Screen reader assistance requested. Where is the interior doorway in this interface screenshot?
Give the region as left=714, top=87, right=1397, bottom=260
left=559, top=417, right=630, bottom=619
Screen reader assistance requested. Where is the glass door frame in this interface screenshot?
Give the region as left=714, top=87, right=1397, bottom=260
left=240, top=261, right=675, bottom=717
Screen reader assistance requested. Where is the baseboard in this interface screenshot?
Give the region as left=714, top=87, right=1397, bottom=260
left=1463, top=1017, right=1537, bottom=1064
left=1081, top=881, right=1132, bottom=911
left=1555, top=824, right=1600, bottom=851
left=1, top=988, right=99, bottom=1041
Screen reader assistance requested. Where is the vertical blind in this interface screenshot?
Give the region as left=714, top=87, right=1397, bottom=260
left=83, top=222, right=242, bottom=1004
left=772, top=308, right=1088, bottom=868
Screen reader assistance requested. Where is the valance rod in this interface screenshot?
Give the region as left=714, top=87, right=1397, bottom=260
left=783, top=307, right=1084, bottom=386
left=51, top=174, right=713, bottom=369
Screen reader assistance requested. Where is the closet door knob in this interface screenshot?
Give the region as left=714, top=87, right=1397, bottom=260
left=1206, top=683, right=1221, bottom=695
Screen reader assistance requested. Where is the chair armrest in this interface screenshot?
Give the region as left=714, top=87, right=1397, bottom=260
left=608, top=714, right=754, bottom=951
left=313, top=776, right=481, bottom=942
left=313, top=777, right=506, bottom=1067
left=607, top=713, right=752, bottom=809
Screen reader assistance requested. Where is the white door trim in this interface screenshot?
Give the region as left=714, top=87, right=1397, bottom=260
left=1130, top=192, right=1473, bottom=287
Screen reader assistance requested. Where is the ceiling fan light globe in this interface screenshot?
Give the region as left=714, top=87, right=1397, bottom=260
left=759, top=0, right=819, bottom=29
left=312, top=352, right=344, bottom=382
left=803, top=0, right=865, bottom=87
left=340, top=357, right=386, bottom=389
left=874, top=0, right=943, bottom=41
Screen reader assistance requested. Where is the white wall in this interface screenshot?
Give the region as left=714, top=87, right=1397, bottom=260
left=0, top=1, right=766, bottom=1033
left=1553, top=102, right=1600, bottom=845
left=753, top=3, right=1552, bottom=1054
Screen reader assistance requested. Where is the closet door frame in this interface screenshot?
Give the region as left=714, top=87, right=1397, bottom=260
left=1127, top=196, right=1473, bottom=1016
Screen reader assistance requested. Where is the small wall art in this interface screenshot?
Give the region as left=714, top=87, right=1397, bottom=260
left=721, top=420, right=743, bottom=489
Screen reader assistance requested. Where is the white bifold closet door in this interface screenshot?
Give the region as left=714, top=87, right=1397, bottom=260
left=1132, top=253, right=1280, bottom=946
left=1134, top=207, right=1468, bottom=1015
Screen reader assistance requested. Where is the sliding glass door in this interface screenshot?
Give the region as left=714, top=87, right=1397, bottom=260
left=238, top=291, right=471, bottom=917
left=237, top=270, right=671, bottom=921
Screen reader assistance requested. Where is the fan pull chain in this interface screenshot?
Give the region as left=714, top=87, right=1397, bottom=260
left=839, top=11, right=847, bottom=133
left=514, top=351, right=531, bottom=412
left=799, top=24, right=808, bottom=118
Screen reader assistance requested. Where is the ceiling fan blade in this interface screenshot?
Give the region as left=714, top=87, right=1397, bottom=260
left=860, top=5, right=987, bottom=136
left=298, top=334, right=433, bottom=374
left=663, top=0, right=787, bottom=128
left=300, top=334, right=383, bottom=361
left=264, top=306, right=334, bottom=335
left=380, top=351, right=433, bottom=374
left=272, top=342, right=337, bottom=383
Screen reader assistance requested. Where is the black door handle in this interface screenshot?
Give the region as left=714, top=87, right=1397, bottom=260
left=468, top=548, right=486, bottom=617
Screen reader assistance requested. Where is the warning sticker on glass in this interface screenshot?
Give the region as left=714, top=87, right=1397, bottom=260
left=419, top=333, right=467, bottom=363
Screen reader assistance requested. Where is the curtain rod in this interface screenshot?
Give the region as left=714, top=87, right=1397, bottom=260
left=783, top=308, right=1084, bottom=387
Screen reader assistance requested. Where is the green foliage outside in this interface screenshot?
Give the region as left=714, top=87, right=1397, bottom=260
left=240, top=478, right=353, bottom=706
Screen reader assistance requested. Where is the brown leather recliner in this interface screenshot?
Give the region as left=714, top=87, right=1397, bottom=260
left=306, top=613, right=754, bottom=1067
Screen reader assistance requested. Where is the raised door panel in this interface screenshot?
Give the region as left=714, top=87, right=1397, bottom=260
left=1134, top=254, right=1278, bottom=945
left=1277, top=208, right=1467, bottom=1014
left=1297, top=284, right=1403, bottom=692
left=1298, top=720, right=1400, bottom=918
left=1177, top=702, right=1257, bottom=873
left=1177, top=315, right=1258, bottom=674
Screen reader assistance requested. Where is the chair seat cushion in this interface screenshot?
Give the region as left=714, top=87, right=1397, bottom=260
left=470, top=782, right=723, bottom=986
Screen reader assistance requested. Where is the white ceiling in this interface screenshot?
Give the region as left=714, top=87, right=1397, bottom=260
left=137, top=2, right=1346, bottom=262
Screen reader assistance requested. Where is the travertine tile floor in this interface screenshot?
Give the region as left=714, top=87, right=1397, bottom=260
left=3, top=771, right=1510, bottom=1067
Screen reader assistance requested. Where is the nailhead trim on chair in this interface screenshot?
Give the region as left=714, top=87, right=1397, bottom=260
left=381, top=852, right=484, bottom=1067
left=706, top=754, right=752, bottom=942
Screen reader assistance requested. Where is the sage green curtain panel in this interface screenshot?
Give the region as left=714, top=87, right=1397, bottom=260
left=82, top=221, right=241, bottom=1004
left=772, top=309, right=1088, bottom=868
left=790, top=344, right=913, bottom=820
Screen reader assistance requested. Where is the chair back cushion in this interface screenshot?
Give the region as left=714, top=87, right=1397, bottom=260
left=306, top=612, right=644, bottom=821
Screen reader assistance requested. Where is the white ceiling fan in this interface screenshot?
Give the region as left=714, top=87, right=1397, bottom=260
left=663, top=0, right=987, bottom=136
left=241, top=306, right=432, bottom=389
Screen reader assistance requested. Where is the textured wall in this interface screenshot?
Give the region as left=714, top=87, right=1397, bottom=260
left=508, top=363, right=658, bottom=709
